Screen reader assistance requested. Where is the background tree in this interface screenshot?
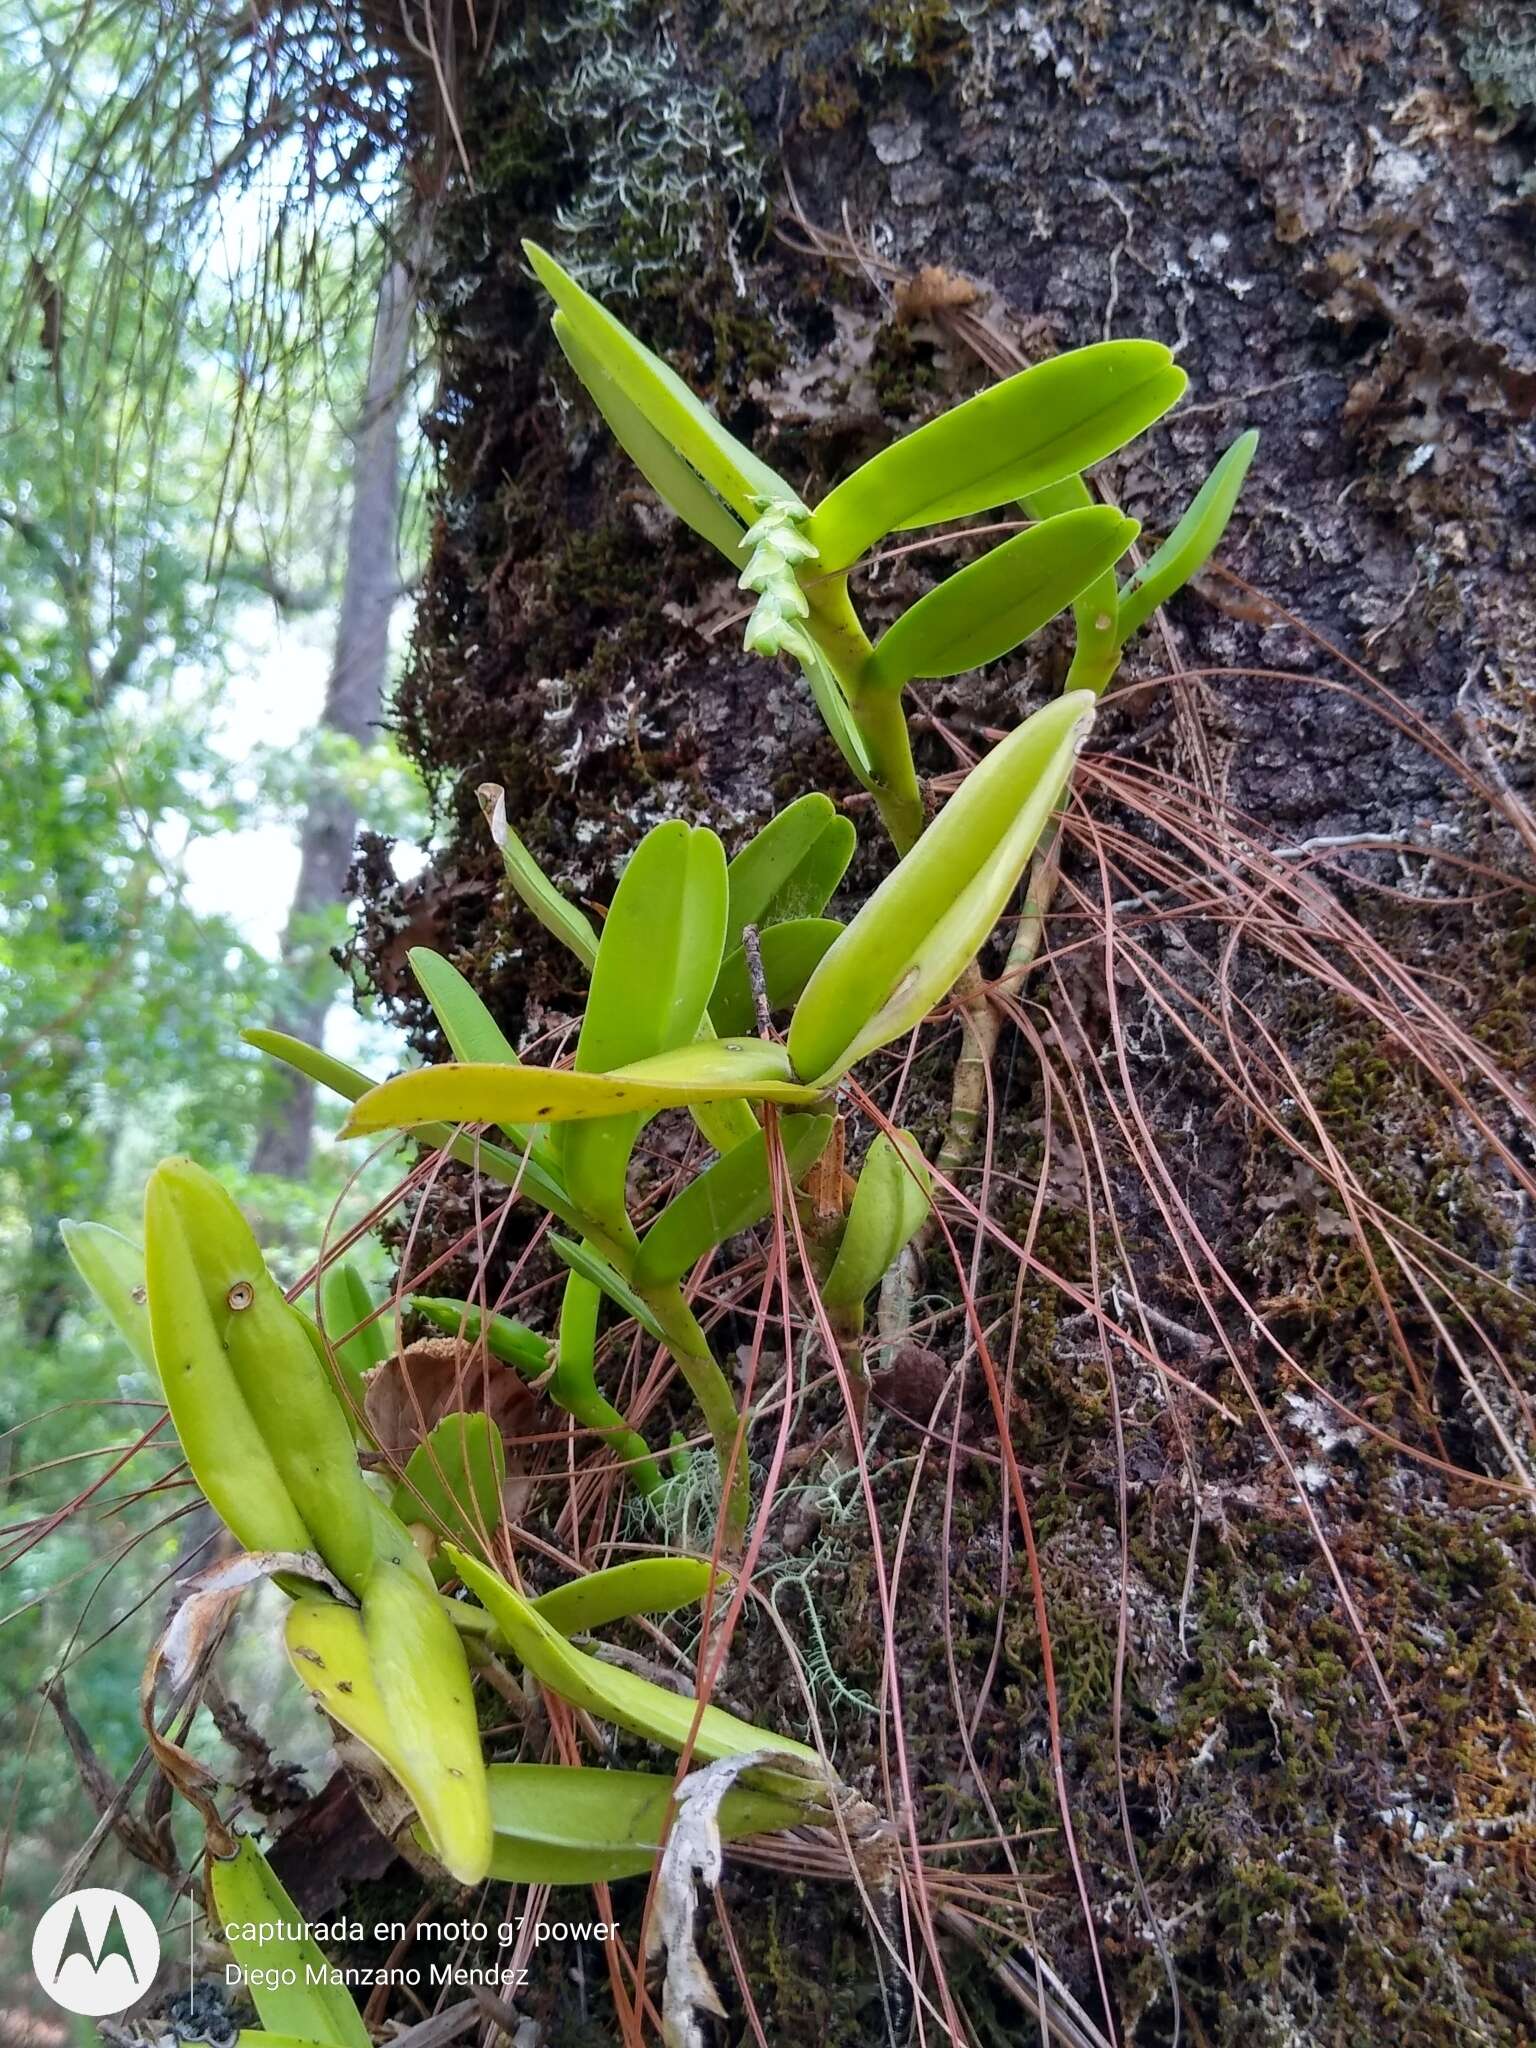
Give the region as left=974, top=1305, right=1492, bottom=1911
left=335, top=4, right=1535, bottom=2042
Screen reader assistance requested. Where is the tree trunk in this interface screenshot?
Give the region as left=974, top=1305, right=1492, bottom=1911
left=345, top=7, right=1534, bottom=2042
left=251, top=250, right=416, bottom=1178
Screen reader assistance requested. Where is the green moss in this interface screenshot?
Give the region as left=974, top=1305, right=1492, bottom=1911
left=860, top=0, right=977, bottom=79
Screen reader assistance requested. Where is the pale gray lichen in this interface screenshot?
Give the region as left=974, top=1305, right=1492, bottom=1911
left=495, top=0, right=764, bottom=296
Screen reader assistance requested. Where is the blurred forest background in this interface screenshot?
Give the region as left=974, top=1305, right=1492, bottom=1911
left=2, top=1, right=1533, bottom=2042
left=0, top=1, right=430, bottom=1971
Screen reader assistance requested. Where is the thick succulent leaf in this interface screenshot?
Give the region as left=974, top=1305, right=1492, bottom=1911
left=724, top=795, right=851, bottom=948
left=525, top=242, right=799, bottom=523
left=531, top=1557, right=720, bottom=1636
left=553, top=311, right=747, bottom=563
left=392, top=1413, right=506, bottom=1558
left=478, top=1762, right=801, bottom=1885
left=60, top=1220, right=157, bottom=1379
left=863, top=506, right=1138, bottom=693
left=548, top=1235, right=669, bottom=1344
left=244, top=1029, right=572, bottom=1216
left=315, top=1262, right=386, bottom=1425
left=808, top=341, right=1187, bottom=573
left=479, top=783, right=600, bottom=972
left=409, top=946, right=519, bottom=1064
left=142, top=1160, right=314, bottom=1558
left=822, top=1131, right=934, bottom=1319
left=340, top=1039, right=822, bottom=1139
left=1023, top=473, right=1122, bottom=694
left=709, top=919, right=843, bottom=1037
left=209, top=1838, right=369, bottom=2048
left=798, top=640, right=874, bottom=782
left=239, top=2037, right=347, bottom=2047
left=285, top=1589, right=491, bottom=1886
left=563, top=822, right=728, bottom=1241
left=410, top=1296, right=550, bottom=1376
left=633, top=1114, right=833, bottom=1289
left=687, top=1081, right=761, bottom=1158
left=448, top=1547, right=823, bottom=1797
left=788, top=692, right=1096, bottom=1083
left=1116, top=427, right=1259, bottom=640
left=578, top=823, right=728, bottom=1073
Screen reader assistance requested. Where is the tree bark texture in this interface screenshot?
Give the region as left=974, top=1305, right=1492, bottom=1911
left=344, top=5, right=1534, bottom=2041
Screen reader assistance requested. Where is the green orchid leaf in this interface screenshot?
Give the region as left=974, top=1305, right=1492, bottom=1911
left=724, top=794, right=852, bottom=948
left=548, top=1236, right=669, bottom=1345
left=317, top=1261, right=389, bottom=1422
left=410, top=1295, right=550, bottom=1376
left=562, top=821, right=728, bottom=1244
left=392, top=1412, right=506, bottom=1559
left=479, top=783, right=600, bottom=973
left=553, top=311, right=747, bottom=563
left=550, top=1270, right=662, bottom=1489
left=709, top=920, right=843, bottom=1038
left=408, top=946, right=519, bottom=1064
left=246, top=1028, right=576, bottom=1225
left=60, top=1220, right=157, bottom=1380
left=808, top=340, right=1187, bottom=574
left=238, top=2037, right=345, bottom=2048
left=1022, top=474, right=1122, bottom=694
left=687, top=1084, right=761, bottom=1159
left=525, top=242, right=800, bottom=524
left=799, top=640, right=874, bottom=782
left=633, top=1113, right=833, bottom=1289
left=863, top=506, right=1138, bottom=693
left=531, top=1556, right=721, bottom=1636
left=340, top=1038, right=823, bottom=1139
left=477, top=1762, right=801, bottom=1885
left=413, top=1287, right=660, bottom=1492
left=578, top=822, right=729, bottom=1074
left=822, top=1130, right=933, bottom=1323
left=447, top=1546, right=823, bottom=1798
left=1116, top=427, right=1259, bottom=641
left=788, top=690, right=1096, bottom=1084
left=210, top=1837, right=370, bottom=2048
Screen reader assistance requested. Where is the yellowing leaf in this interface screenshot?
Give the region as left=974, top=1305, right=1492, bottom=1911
left=788, top=692, right=1095, bottom=1083
left=341, top=1039, right=822, bottom=1138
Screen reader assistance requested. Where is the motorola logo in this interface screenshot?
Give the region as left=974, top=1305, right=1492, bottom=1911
left=31, top=1888, right=161, bottom=2017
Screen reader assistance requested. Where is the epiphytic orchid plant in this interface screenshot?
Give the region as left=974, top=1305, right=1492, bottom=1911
left=525, top=243, right=1256, bottom=852
left=61, top=235, right=1260, bottom=1967
left=249, top=690, right=1088, bottom=1535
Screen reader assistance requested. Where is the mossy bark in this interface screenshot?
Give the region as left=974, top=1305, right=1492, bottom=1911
left=337, top=3, right=1536, bottom=2041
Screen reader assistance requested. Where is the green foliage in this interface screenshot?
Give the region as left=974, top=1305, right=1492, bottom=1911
left=448, top=1546, right=823, bottom=1798
left=391, top=1413, right=506, bottom=1560
left=821, top=1130, right=933, bottom=1334
left=483, top=1762, right=801, bottom=1884
left=527, top=245, right=1253, bottom=853
left=210, top=1837, right=370, bottom=2048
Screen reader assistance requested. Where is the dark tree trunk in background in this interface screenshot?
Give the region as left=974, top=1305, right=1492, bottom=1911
left=352, top=5, right=1534, bottom=2040
left=251, top=252, right=416, bottom=1178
